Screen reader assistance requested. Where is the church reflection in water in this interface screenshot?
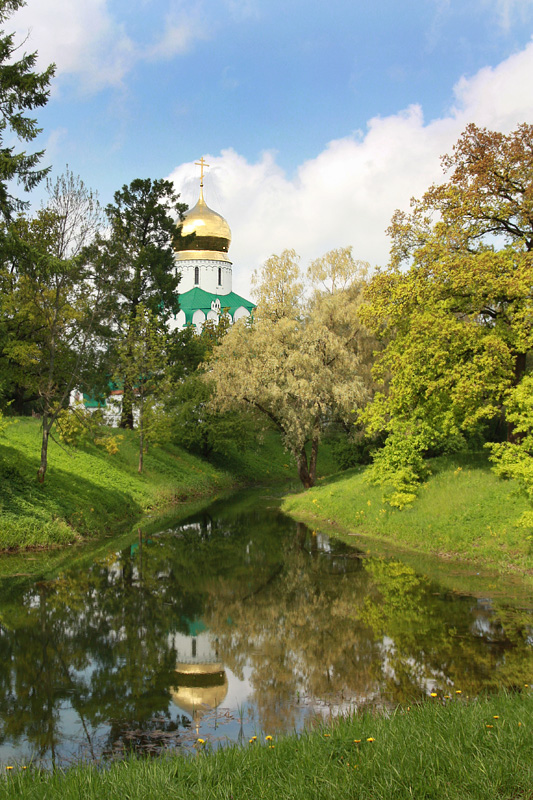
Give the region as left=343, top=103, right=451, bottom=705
left=170, top=623, right=228, bottom=732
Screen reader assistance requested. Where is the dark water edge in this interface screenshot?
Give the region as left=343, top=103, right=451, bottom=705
left=0, top=487, right=531, bottom=768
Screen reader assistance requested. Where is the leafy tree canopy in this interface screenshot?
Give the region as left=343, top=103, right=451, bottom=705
left=208, top=248, right=371, bottom=487
left=361, top=123, right=533, bottom=508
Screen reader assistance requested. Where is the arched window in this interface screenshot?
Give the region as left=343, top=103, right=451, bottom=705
left=218, top=266, right=222, bottom=286
left=194, top=266, right=199, bottom=285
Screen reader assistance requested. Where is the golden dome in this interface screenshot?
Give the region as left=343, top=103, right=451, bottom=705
left=175, top=186, right=232, bottom=262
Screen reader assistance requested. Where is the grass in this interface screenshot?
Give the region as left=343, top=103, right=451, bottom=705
left=0, top=417, right=238, bottom=551
left=1, top=690, right=532, bottom=799
left=282, top=452, right=533, bottom=580
left=0, top=418, right=337, bottom=552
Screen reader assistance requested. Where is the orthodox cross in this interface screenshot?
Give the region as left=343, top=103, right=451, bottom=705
left=195, top=157, right=209, bottom=188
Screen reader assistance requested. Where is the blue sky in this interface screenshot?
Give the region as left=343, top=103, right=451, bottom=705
left=12, top=0, right=533, bottom=294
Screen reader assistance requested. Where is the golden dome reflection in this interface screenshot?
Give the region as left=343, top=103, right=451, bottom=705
left=170, top=662, right=229, bottom=719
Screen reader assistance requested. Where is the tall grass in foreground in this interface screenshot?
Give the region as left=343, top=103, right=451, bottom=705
left=2, top=691, right=532, bottom=800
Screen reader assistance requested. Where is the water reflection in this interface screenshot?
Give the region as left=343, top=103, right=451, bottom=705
left=0, top=490, right=531, bottom=766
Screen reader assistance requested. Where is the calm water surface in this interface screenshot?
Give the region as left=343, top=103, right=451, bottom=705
left=0, top=489, right=531, bottom=766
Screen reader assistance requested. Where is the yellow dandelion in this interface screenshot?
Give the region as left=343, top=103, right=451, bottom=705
left=455, top=690, right=462, bottom=694
left=367, top=737, right=375, bottom=742
left=444, top=695, right=451, bottom=699
left=249, top=738, right=255, bottom=743
left=486, top=724, right=493, bottom=728
left=324, top=733, right=331, bottom=737
left=6, top=766, right=13, bottom=770
left=265, top=735, right=273, bottom=741
left=493, top=716, right=499, bottom=719
left=197, top=738, right=205, bottom=744
left=353, top=739, right=361, bottom=743
left=430, top=692, right=437, bottom=697
left=518, top=722, right=522, bottom=726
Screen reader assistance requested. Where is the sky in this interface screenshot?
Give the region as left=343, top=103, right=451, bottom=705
left=10, top=0, right=533, bottom=296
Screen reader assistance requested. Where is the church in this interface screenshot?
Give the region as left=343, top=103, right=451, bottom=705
left=71, top=160, right=254, bottom=419
left=169, top=158, right=255, bottom=332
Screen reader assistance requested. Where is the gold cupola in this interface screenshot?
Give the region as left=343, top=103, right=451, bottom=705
left=174, top=158, right=232, bottom=263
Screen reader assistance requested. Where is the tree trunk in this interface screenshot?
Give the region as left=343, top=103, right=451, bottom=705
left=37, top=416, right=50, bottom=483
left=138, top=404, right=144, bottom=473
left=120, top=380, right=135, bottom=429
left=296, top=436, right=319, bottom=489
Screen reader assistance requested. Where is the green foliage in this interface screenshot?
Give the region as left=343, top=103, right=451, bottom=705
left=327, top=425, right=384, bottom=471
left=362, top=124, right=533, bottom=506
left=209, top=249, right=372, bottom=488
left=169, top=373, right=255, bottom=457
left=56, top=403, right=124, bottom=455
left=0, top=0, right=55, bottom=220
left=488, top=374, right=533, bottom=531
left=56, top=402, right=97, bottom=447
left=114, top=303, right=171, bottom=471
left=90, top=178, right=185, bottom=326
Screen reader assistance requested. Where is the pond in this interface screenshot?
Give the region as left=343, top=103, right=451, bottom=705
left=0, top=488, right=531, bottom=767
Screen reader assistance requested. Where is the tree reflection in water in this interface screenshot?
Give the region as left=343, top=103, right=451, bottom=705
left=0, top=491, right=531, bottom=765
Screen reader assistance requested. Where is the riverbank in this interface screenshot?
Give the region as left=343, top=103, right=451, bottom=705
left=2, top=689, right=531, bottom=800
left=0, top=418, right=319, bottom=552
left=282, top=453, right=533, bottom=579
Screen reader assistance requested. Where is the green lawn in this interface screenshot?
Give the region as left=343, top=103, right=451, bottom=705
left=0, top=419, right=337, bottom=552
left=282, top=453, right=533, bottom=579
left=0, top=417, right=235, bottom=550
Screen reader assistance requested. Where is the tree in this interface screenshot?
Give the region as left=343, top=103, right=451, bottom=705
left=1, top=207, right=109, bottom=482
left=207, top=249, right=370, bottom=488
left=360, top=123, right=533, bottom=507
left=166, top=317, right=254, bottom=458
left=44, top=167, right=103, bottom=259
left=0, top=0, right=55, bottom=220
left=114, top=304, right=169, bottom=473
left=90, top=178, right=187, bottom=428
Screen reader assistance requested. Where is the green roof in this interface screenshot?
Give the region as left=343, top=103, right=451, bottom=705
left=177, top=287, right=255, bottom=325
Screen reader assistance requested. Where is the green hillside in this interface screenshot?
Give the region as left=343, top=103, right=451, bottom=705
left=283, top=453, right=533, bottom=579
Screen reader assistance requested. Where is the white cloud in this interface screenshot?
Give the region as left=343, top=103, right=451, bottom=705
left=146, top=10, right=208, bottom=61
left=12, top=0, right=207, bottom=92
left=167, top=39, right=533, bottom=298
left=13, top=0, right=136, bottom=91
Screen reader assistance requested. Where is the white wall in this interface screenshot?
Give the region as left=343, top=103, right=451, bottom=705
left=176, top=259, right=233, bottom=294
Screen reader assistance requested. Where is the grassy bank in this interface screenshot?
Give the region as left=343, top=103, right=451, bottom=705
left=0, top=418, right=336, bottom=552
left=0, top=417, right=235, bottom=551
left=282, top=453, right=533, bottom=578
left=2, top=690, right=532, bottom=799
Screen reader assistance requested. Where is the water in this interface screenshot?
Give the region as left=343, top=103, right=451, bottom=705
left=0, top=489, right=531, bottom=767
